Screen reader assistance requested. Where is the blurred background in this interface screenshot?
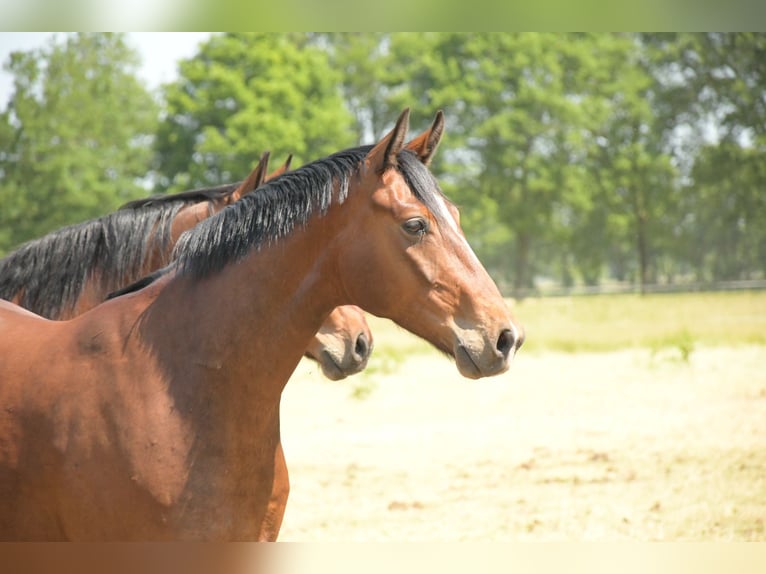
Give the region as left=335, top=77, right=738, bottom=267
left=1, top=32, right=765, bottom=541
left=1, top=32, right=764, bottom=297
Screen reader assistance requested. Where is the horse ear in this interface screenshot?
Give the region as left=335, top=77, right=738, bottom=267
left=266, top=154, right=293, bottom=182
left=366, top=108, right=410, bottom=174
left=405, top=110, right=444, bottom=166
left=231, top=151, right=270, bottom=201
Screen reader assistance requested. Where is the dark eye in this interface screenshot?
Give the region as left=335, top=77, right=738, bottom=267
left=401, top=217, right=428, bottom=237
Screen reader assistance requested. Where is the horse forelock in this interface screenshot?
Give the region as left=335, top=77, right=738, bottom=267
left=173, top=146, right=448, bottom=279
left=395, top=148, right=452, bottom=225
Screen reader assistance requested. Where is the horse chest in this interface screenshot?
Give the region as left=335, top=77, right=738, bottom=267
left=167, top=425, right=280, bottom=539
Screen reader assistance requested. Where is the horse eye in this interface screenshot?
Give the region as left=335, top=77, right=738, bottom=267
left=402, top=218, right=428, bottom=237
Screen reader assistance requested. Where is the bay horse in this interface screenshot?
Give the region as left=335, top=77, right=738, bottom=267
left=0, top=154, right=372, bottom=380
left=0, top=109, right=523, bottom=541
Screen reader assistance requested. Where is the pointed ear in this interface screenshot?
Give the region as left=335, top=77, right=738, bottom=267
left=266, top=153, right=293, bottom=182
left=365, top=108, right=410, bottom=175
left=405, top=110, right=444, bottom=166
left=231, top=151, right=270, bottom=201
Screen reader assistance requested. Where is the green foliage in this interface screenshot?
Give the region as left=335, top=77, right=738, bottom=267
left=154, top=33, right=355, bottom=191
left=650, top=329, right=695, bottom=364
left=641, top=32, right=766, bottom=285
left=0, top=33, right=158, bottom=255
left=310, top=33, right=389, bottom=142
left=1, top=33, right=764, bottom=289
left=685, top=142, right=766, bottom=280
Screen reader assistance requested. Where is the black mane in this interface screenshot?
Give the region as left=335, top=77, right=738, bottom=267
left=0, top=188, right=224, bottom=319
left=173, top=145, right=447, bottom=279
left=119, top=182, right=240, bottom=210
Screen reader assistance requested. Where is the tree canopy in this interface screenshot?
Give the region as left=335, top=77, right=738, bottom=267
left=154, top=33, right=355, bottom=192
left=1, top=32, right=764, bottom=292
left=0, top=33, right=158, bottom=252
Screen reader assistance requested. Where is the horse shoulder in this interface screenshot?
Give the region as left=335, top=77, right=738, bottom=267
left=70, top=301, right=195, bottom=507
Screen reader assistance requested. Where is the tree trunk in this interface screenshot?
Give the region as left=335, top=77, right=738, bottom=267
left=636, top=212, right=649, bottom=295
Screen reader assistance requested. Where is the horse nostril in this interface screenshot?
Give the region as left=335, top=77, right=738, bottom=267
left=496, top=329, right=515, bottom=359
left=354, top=333, right=370, bottom=361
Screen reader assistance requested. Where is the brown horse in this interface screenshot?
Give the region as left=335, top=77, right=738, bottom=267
left=0, top=154, right=372, bottom=380
left=0, top=109, right=523, bottom=540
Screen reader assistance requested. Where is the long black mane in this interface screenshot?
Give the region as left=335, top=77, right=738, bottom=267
left=0, top=186, right=234, bottom=319
left=119, top=182, right=240, bottom=210
left=173, top=145, right=447, bottom=278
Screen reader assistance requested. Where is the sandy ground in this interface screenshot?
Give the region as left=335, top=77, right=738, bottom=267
left=277, top=344, right=766, bottom=541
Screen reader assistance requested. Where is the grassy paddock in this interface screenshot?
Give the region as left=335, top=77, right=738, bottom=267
left=360, top=290, right=766, bottom=360
left=510, top=290, right=766, bottom=353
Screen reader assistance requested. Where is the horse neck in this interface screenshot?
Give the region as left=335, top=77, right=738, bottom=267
left=141, top=208, right=346, bottom=404
left=168, top=202, right=215, bottom=248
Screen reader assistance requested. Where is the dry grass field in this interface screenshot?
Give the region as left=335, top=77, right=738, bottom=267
left=277, top=292, right=766, bottom=541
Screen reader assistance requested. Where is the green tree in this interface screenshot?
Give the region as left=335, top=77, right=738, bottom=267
left=310, top=33, right=389, bottom=142
left=382, top=33, right=603, bottom=292
left=0, top=33, right=158, bottom=254
left=639, top=33, right=766, bottom=283
left=684, top=142, right=766, bottom=281
left=582, top=34, right=679, bottom=291
left=154, top=33, right=355, bottom=192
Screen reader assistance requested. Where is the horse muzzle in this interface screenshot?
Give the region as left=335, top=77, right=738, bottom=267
left=317, top=331, right=373, bottom=381
left=454, top=327, right=523, bottom=379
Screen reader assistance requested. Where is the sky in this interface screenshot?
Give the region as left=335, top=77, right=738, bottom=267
left=0, top=32, right=212, bottom=106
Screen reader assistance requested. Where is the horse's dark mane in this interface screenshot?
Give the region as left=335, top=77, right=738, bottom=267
left=106, top=265, right=172, bottom=301
left=173, top=145, right=447, bottom=279
left=0, top=193, right=213, bottom=319
left=119, top=182, right=239, bottom=210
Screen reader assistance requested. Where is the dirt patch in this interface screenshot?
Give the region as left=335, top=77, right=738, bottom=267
left=278, top=345, right=766, bottom=540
